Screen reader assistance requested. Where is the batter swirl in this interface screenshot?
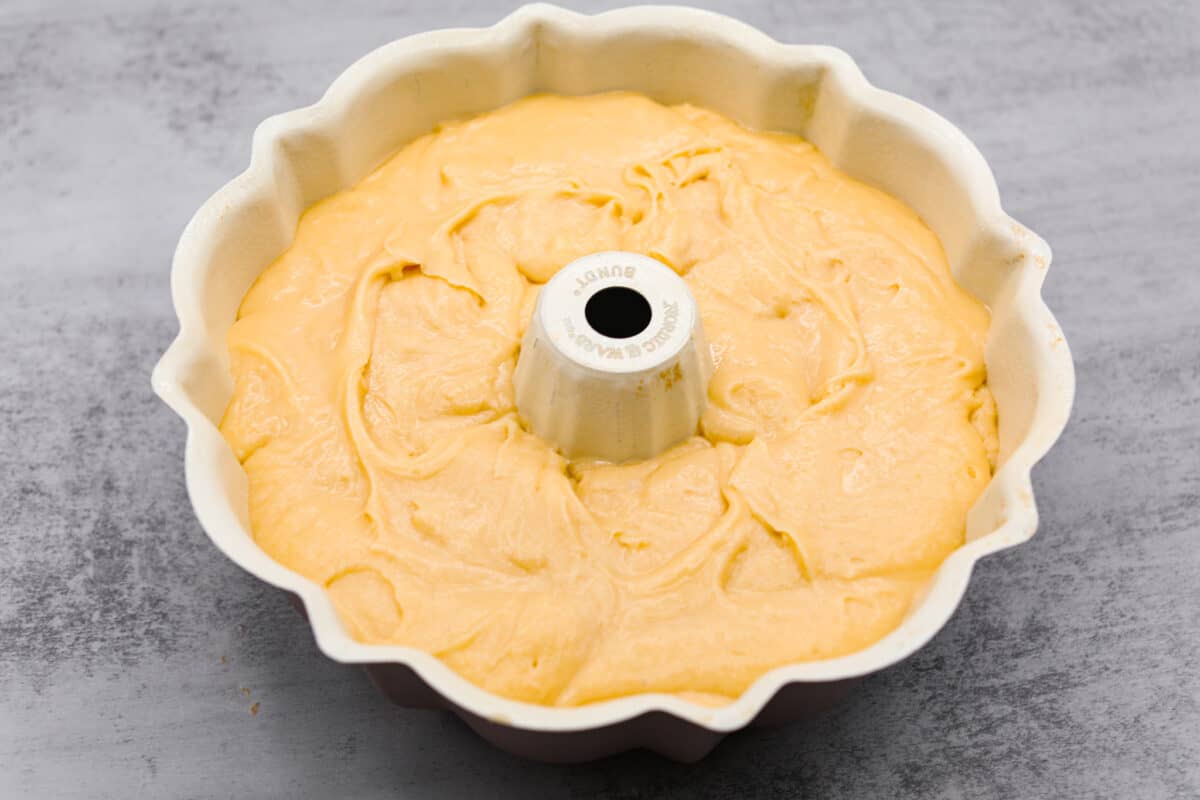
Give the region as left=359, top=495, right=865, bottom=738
left=221, top=93, right=998, bottom=706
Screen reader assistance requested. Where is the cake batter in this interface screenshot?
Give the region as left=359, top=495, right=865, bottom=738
left=221, top=93, right=998, bottom=706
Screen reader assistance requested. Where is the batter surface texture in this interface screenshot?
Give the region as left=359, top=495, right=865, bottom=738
left=221, top=93, right=998, bottom=707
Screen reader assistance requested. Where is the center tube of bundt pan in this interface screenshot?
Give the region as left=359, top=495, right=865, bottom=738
left=513, top=251, right=712, bottom=463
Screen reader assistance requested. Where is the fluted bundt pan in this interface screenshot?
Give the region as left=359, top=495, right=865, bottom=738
left=151, top=4, right=1075, bottom=762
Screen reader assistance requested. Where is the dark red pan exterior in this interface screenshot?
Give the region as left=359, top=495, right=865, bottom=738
left=289, top=592, right=860, bottom=762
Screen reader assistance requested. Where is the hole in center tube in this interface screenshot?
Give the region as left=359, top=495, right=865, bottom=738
left=585, top=286, right=652, bottom=339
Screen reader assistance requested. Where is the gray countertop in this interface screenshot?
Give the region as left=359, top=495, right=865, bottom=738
left=2, top=0, right=1198, bottom=797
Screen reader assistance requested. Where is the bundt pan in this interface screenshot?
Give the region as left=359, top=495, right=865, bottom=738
left=151, top=4, right=1075, bottom=762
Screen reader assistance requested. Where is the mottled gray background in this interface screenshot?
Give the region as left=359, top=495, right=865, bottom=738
left=2, top=0, right=1198, bottom=797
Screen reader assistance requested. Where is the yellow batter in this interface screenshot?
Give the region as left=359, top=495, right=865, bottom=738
left=221, top=93, right=998, bottom=707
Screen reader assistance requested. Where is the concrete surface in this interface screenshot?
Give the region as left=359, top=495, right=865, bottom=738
left=2, top=0, right=1198, bottom=797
